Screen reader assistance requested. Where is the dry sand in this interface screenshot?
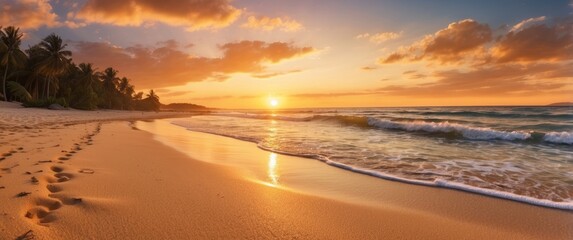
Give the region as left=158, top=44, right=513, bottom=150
left=0, top=102, right=572, bottom=239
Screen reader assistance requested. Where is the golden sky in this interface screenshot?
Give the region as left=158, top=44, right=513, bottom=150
left=3, top=0, right=572, bottom=108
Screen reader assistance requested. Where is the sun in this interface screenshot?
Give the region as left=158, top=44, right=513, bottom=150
left=269, top=98, right=279, bottom=107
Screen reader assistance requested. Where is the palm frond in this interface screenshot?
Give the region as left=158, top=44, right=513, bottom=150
left=7, top=81, right=32, bottom=102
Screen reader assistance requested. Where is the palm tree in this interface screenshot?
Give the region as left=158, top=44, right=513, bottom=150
left=118, top=77, right=134, bottom=110
left=101, top=67, right=119, bottom=108
left=24, top=45, right=46, bottom=100
left=78, top=63, right=99, bottom=88
left=0, top=26, right=5, bottom=100
left=1, top=26, right=27, bottom=101
left=145, top=89, right=160, bottom=111
left=69, top=63, right=100, bottom=110
left=36, top=34, right=71, bottom=99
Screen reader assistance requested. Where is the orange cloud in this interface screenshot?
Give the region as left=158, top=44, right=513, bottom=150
left=491, top=19, right=573, bottom=63
left=241, top=16, right=303, bottom=32
left=189, top=95, right=258, bottom=101
left=75, top=0, right=241, bottom=31
left=381, top=17, right=572, bottom=65
left=160, top=90, right=192, bottom=98
left=356, top=31, right=402, bottom=44
left=251, top=70, right=302, bottom=79
left=71, top=40, right=315, bottom=89
left=510, top=16, right=546, bottom=32
left=375, top=17, right=573, bottom=98
left=378, top=63, right=572, bottom=96
left=381, top=19, right=492, bottom=63
left=402, top=70, right=427, bottom=80
left=291, top=91, right=379, bottom=98
left=0, top=0, right=60, bottom=29
left=361, top=66, right=378, bottom=71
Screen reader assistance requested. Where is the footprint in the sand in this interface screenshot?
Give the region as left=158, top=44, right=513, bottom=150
left=25, top=205, right=59, bottom=225
left=48, top=193, right=83, bottom=205
left=15, top=229, right=35, bottom=240
left=50, top=166, right=64, bottom=173
left=21, top=124, right=102, bottom=227
left=46, top=184, right=63, bottom=193
left=53, top=173, right=74, bottom=183
left=36, top=196, right=63, bottom=211
left=24, top=168, right=84, bottom=226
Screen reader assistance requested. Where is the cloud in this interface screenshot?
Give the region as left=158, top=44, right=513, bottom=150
left=160, top=90, right=192, bottom=98
left=402, top=70, right=426, bottom=79
left=0, top=0, right=60, bottom=29
left=251, top=70, right=302, bottom=79
left=381, top=19, right=492, bottom=63
left=381, top=17, right=572, bottom=65
left=74, top=0, right=241, bottom=31
left=378, top=63, right=572, bottom=96
left=356, top=31, right=402, bottom=44
left=189, top=95, right=258, bottom=101
left=290, top=91, right=379, bottom=98
left=491, top=19, right=573, bottom=63
left=375, top=17, right=573, bottom=98
left=361, top=66, right=378, bottom=71
left=510, top=16, right=546, bottom=32
left=71, top=40, right=315, bottom=89
left=241, top=16, right=303, bottom=32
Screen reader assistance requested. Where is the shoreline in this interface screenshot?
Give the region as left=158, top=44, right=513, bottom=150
left=138, top=119, right=573, bottom=239
left=0, top=106, right=572, bottom=239
left=166, top=116, right=573, bottom=210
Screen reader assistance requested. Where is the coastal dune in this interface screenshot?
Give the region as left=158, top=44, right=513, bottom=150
left=0, top=103, right=572, bottom=239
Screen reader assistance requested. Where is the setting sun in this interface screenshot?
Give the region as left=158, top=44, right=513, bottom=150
left=269, top=98, right=279, bottom=107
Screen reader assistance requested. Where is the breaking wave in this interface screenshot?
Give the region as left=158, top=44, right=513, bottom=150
left=210, top=113, right=572, bottom=144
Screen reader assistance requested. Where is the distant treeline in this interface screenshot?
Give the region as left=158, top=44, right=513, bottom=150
left=161, top=103, right=209, bottom=112
left=0, top=26, right=160, bottom=111
left=546, top=102, right=573, bottom=107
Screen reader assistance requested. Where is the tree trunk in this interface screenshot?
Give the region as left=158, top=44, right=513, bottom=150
left=46, top=78, right=50, bottom=100
left=2, top=61, right=9, bottom=101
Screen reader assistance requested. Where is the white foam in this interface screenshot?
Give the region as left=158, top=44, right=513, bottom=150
left=367, top=118, right=531, bottom=141
left=325, top=160, right=573, bottom=210
left=543, top=131, right=573, bottom=144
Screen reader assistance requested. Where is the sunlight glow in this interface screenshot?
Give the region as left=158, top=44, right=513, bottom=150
left=268, top=153, right=279, bottom=186
left=269, top=98, right=279, bottom=107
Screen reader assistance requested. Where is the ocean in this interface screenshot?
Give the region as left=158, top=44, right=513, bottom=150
left=169, top=106, right=573, bottom=210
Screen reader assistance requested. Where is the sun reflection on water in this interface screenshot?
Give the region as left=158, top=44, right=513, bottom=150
left=268, top=153, right=279, bottom=186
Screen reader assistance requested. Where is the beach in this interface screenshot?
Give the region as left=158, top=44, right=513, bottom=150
left=1, top=103, right=572, bottom=239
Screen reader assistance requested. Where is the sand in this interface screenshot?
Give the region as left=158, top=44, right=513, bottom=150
left=0, top=102, right=572, bottom=239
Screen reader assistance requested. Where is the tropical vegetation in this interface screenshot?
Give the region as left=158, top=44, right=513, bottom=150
left=0, top=26, right=161, bottom=111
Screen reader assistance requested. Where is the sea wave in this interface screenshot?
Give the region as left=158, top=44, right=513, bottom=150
left=543, top=131, right=573, bottom=144
left=367, top=118, right=531, bottom=141
left=406, top=110, right=573, bottom=119
left=208, top=113, right=572, bottom=144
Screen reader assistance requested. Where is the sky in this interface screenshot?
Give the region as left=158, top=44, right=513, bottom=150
left=1, top=0, right=572, bottom=109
